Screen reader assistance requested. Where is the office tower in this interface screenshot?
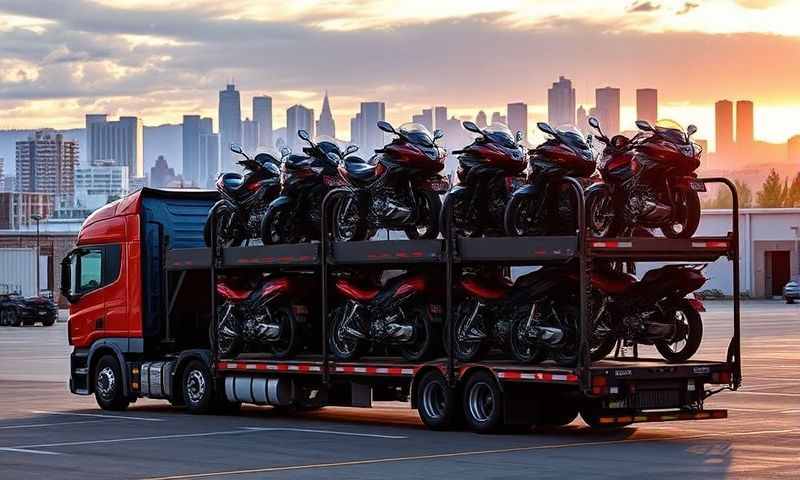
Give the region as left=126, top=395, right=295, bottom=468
left=507, top=102, right=528, bottom=142
left=715, top=100, right=734, bottom=154
left=547, top=76, right=576, bottom=127
left=74, top=165, right=129, bottom=210
left=736, top=100, right=754, bottom=146
left=0, top=157, right=3, bottom=183
left=475, top=111, right=488, bottom=128
left=316, top=91, right=336, bottom=138
left=491, top=112, right=506, bottom=125
left=85, top=114, right=107, bottom=165
left=434, top=106, right=448, bottom=131
left=219, top=83, right=242, bottom=172
left=636, top=88, right=658, bottom=124
left=412, top=109, right=433, bottom=132
left=199, top=133, right=220, bottom=187
left=182, top=115, right=213, bottom=186
left=359, top=102, right=387, bottom=155
left=242, top=118, right=260, bottom=154
left=595, top=87, right=621, bottom=136
left=576, top=105, right=588, bottom=132
left=150, top=155, right=176, bottom=188
left=350, top=113, right=362, bottom=146
left=15, top=129, right=78, bottom=207
left=286, top=104, right=315, bottom=152
left=87, top=116, right=143, bottom=177
left=253, top=96, right=272, bottom=148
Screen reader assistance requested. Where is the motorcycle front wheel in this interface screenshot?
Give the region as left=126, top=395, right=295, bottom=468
left=332, top=195, right=367, bottom=242
left=444, top=298, right=491, bottom=362
left=266, top=307, right=299, bottom=359
left=328, top=305, right=368, bottom=361
left=585, top=188, right=618, bottom=238
left=509, top=313, right=547, bottom=364
left=504, top=194, right=540, bottom=237
left=397, top=305, right=439, bottom=362
left=655, top=300, right=703, bottom=362
left=213, top=305, right=243, bottom=358
left=405, top=190, right=442, bottom=239
left=551, top=304, right=580, bottom=367
left=204, top=203, right=244, bottom=247
left=261, top=203, right=294, bottom=245
left=661, top=189, right=700, bottom=239
left=441, top=190, right=483, bottom=238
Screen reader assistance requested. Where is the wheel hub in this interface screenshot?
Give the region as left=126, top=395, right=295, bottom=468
left=468, top=382, right=495, bottom=422
left=96, top=366, right=116, bottom=398
left=186, top=370, right=206, bottom=403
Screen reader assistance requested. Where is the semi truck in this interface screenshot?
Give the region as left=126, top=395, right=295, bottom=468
left=62, top=184, right=741, bottom=432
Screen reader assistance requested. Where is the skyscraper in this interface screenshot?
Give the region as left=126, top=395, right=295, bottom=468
left=199, top=133, right=220, bottom=187
left=87, top=116, right=143, bottom=177
left=412, top=109, right=433, bottom=132
left=475, top=111, right=488, bottom=128
left=715, top=100, right=734, bottom=154
left=85, top=114, right=107, bottom=165
left=491, top=112, right=506, bottom=125
left=15, top=129, right=78, bottom=207
left=286, top=104, right=315, bottom=152
left=736, top=100, right=754, bottom=146
left=150, top=155, right=176, bottom=188
left=359, top=102, right=387, bottom=155
left=576, top=105, right=588, bottom=133
left=350, top=113, right=362, bottom=146
left=253, top=96, right=272, bottom=149
left=507, top=102, right=528, bottom=142
left=242, top=118, right=260, bottom=154
left=182, top=115, right=213, bottom=186
left=636, top=88, right=658, bottom=124
left=434, top=106, right=448, bottom=131
left=595, top=87, right=621, bottom=136
left=219, top=83, right=242, bottom=172
left=547, top=76, right=576, bottom=127
left=316, top=91, right=336, bottom=138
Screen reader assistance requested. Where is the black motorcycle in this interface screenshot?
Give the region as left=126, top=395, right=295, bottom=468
left=204, top=144, right=282, bottom=247
left=214, top=273, right=316, bottom=359
left=328, top=269, right=441, bottom=362
left=449, top=266, right=580, bottom=366
left=504, top=122, right=595, bottom=236
left=584, top=263, right=707, bottom=363
left=260, top=130, right=358, bottom=244
left=443, top=121, right=526, bottom=237
left=333, top=121, right=449, bottom=241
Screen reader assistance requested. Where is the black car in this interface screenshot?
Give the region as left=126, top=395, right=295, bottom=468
left=0, top=293, right=58, bottom=326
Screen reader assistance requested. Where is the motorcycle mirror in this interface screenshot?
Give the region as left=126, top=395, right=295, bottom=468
left=588, top=116, right=600, bottom=129
left=345, top=144, right=359, bottom=155
left=515, top=131, right=523, bottom=142
left=230, top=143, right=244, bottom=155
left=635, top=120, right=654, bottom=132
left=297, top=129, right=311, bottom=141
left=433, top=129, right=444, bottom=141
left=462, top=121, right=481, bottom=134
left=537, top=122, right=557, bottom=137
left=687, top=124, right=697, bottom=137
left=376, top=121, right=396, bottom=134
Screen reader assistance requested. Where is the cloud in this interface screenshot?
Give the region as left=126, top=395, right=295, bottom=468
left=677, top=2, right=699, bottom=15
left=627, top=1, right=661, bottom=13
left=735, top=0, right=781, bottom=9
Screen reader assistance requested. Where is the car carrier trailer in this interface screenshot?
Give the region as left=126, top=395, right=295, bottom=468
left=63, top=179, right=741, bottom=433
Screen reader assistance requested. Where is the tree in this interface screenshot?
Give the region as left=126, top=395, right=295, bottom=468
left=786, top=172, right=800, bottom=207
left=756, top=169, right=786, bottom=208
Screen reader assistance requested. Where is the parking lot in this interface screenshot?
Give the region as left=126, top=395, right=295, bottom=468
left=0, top=300, right=798, bottom=479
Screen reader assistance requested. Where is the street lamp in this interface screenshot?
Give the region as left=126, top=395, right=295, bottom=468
left=31, top=214, right=42, bottom=297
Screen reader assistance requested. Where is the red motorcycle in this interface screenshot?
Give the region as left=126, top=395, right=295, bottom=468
left=334, top=121, right=449, bottom=241
left=214, top=273, right=317, bottom=359
left=328, top=269, right=441, bottom=361
left=442, top=121, right=526, bottom=237
left=586, top=117, right=704, bottom=238
left=504, top=122, right=595, bottom=236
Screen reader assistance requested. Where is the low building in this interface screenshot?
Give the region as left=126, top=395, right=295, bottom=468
left=0, top=192, right=54, bottom=230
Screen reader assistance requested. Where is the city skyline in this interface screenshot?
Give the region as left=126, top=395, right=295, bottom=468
left=1, top=1, right=800, bottom=151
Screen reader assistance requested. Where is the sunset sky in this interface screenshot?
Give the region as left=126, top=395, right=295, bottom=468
left=1, top=0, right=800, bottom=148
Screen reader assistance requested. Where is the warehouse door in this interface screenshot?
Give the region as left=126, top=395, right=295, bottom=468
left=766, top=250, right=790, bottom=297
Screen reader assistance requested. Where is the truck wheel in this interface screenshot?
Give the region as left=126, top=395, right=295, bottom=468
left=416, top=370, right=462, bottom=430
left=462, top=370, right=504, bottom=434
left=94, top=355, right=130, bottom=411
left=0, top=308, right=9, bottom=326
left=182, top=360, right=215, bottom=414
left=43, top=315, right=56, bottom=327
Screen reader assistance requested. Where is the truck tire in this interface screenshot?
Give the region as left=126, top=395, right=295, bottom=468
left=94, top=355, right=130, bottom=411
left=416, top=370, right=462, bottom=431
left=182, top=360, right=215, bottom=414
left=462, top=370, right=504, bottom=434
left=42, top=315, right=56, bottom=327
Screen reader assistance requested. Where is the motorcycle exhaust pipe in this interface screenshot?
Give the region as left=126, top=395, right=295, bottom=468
left=525, top=326, right=564, bottom=346
left=385, top=323, right=414, bottom=341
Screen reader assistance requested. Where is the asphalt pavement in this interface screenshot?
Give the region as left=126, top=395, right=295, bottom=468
left=0, top=300, right=798, bottom=479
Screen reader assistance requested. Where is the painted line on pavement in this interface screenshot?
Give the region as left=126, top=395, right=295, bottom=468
left=728, top=391, right=800, bottom=398
left=31, top=410, right=166, bottom=422
left=0, top=447, right=62, bottom=456
left=0, top=419, right=109, bottom=430
left=138, top=428, right=800, bottom=480
left=242, top=427, right=407, bottom=439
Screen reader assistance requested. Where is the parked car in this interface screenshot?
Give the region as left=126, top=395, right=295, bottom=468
left=0, top=293, right=58, bottom=326
left=784, top=276, right=800, bottom=304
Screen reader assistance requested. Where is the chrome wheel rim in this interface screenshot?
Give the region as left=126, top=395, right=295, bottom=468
left=421, top=381, right=446, bottom=420
left=667, top=310, right=689, bottom=353
left=467, top=382, right=495, bottom=423
left=186, top=370, right=206, bottom=404
left=96, top=366, right=116, bottom=398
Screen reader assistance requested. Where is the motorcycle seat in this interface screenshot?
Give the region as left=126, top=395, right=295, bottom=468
left=335, top=278, right=380, bottom=301
left=344, top=157, right=378, bottom=181
left=461, top=276, right=511, bottom=300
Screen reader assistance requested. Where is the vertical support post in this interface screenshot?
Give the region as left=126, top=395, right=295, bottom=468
left=320, top=189, right=346, bottom=385
left=564, top=177, right=590, bottom=395
left=209, top=205, right=219, bottom=363
left=444, top=196, right=456, bottom=387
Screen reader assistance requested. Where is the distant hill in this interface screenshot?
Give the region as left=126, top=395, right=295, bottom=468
left=0, top=124, right=183, bottom=176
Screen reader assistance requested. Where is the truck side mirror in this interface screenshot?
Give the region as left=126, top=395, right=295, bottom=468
left=60, top=252, right=76, bottom=303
